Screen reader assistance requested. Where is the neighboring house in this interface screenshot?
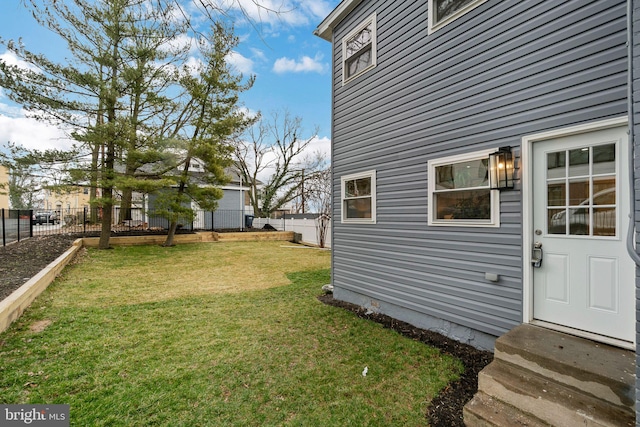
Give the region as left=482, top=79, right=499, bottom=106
left=0, top=166, right=8, bottom=209
left=43, top=186, right=92, bottom=214
left=317, top=0, right=640, bottom=424
left=147, top=166, right=254, bottom=230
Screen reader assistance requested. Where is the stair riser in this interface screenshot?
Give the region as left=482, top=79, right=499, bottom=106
left=464, top=392, right=550, bottom=427
left=493, top=325, right=635, bottom=409
left=478, top=369, right=633, bottom=427
left=493, top=349, right=632, bottom=409
left=462, top=410, right=496, bottom=427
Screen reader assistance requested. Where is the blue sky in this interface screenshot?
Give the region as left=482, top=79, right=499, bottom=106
left=0, top=0, right=338, bottom=160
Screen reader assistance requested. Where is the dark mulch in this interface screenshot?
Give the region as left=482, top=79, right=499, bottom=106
left=318, top=294, right=493, bottom=427
left=0, top=234, right=82, bottom=301
left=1, top=235, right=493, bottom=426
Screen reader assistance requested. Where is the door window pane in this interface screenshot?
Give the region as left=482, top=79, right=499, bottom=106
left=593, top=179, right=616, bottom=205
left=569, top=148, right=589, bottom=177
left=548, top=209, right=566, bottom=234
left=568, top=208, right=589, bottom=235
left=547, top=182, right=565, bottom=206
left=568, top=180, right=589, bottom=206
left=593, top=144, right=615, bottom=175
left=593, top=207, right=616, bottom=236
left=547, top=152, right=566, bottom=179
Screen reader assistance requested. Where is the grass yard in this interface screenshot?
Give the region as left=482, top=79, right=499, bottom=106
left=0, top=241, right=462, bottom=426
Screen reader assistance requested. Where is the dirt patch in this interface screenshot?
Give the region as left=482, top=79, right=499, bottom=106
left=29, top=319, right=52, bottom=333
left=317, top=293, right=493, bottom=427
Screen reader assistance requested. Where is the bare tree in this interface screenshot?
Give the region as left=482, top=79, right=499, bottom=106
left=234, top=110, right=321, bottom=218
left=303, top=166, right=331, bottom=248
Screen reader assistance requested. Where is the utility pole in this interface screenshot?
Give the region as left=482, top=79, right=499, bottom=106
left=301, top=169, right=305, bottom=214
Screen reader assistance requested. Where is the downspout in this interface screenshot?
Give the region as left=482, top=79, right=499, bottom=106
left=627, top=0, right=640, bottom=265
left=627, top=2, right=640, bottom=425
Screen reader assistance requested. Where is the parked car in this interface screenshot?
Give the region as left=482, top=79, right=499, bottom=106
left=32, top=211, right=60, bottom=225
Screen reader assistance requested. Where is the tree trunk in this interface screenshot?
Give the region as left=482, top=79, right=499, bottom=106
left=163, top=155, right=192, bottom=246
left=120, top=187, right=132, bottom=222
left=164, top=220, right=179, bottom=247
left=98, top=138, right=115, bottom=250
left=98, top=199, right=112, bottom=249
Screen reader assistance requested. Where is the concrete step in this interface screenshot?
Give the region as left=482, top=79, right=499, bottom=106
left=464, top=391, right=550, bottom=427
left=493, top=324, right=635, bottom=410
left=477, top=360, right=634, bottom=427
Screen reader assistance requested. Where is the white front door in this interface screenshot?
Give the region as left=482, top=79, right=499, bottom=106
left=532, top=125, right=634, bottom=343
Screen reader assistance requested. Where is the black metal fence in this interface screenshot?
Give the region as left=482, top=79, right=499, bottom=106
left=0, top=209, right=33, bottom=246
left=1, top=207, right=252, bottom=245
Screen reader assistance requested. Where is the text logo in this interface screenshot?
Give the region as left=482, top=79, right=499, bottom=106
left=1, top=405, right=69, bottom=426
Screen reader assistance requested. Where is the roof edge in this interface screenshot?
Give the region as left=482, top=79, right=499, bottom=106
left=314, top=0, right=364, bottom=41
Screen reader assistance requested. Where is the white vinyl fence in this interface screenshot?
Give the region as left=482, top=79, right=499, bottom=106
left=252, top=217, right=331, bottom=248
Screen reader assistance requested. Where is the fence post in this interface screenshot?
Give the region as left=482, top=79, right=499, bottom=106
left=29, top=209, right=33, bottom=238
left=83, top=207, right=87, bottom=234
left=1, top=209, right=5, bottom=247
left=16, top=209, right=21, bottom=243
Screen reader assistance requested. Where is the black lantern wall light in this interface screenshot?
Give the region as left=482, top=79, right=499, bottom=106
left=489, top=146, right=514, bottom=190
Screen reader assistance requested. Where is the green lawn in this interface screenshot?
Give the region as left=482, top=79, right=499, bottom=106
left=0, top=241, right=462, bottom=426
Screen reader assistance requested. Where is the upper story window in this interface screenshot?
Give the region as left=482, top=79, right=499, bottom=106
left=428, top=0, right=487, bottom=34
left=341, top=170, right=376, bottom=223
left=428, top=150, right=500, bottom=227
left=342, top=14, right=376, bottom=85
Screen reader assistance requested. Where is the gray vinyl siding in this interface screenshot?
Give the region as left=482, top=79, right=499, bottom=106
left=331, top=0, right=628, bottom=341
left=217, top=189, right=241, bottom=211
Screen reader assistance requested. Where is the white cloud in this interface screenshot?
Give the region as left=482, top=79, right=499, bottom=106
left=227, top=51, right=255, bottom=75
left=272, top=54, right=324, bottom=74
left=162, top=33, right=198, bottom=55
left=307, top=135, right=331, bottom=162
left=216, top=0, right=334, bottom=29
left=0, top=91, right=24, bottom=118
left=179, top=56, right=204, bottom=76
left=298, top=2, right=334, bottom=21
left=0, top=113, right=74, bottom=151
left=0, top=50, right=38, bottom=73
left=250, top=47, right=267, bottom=62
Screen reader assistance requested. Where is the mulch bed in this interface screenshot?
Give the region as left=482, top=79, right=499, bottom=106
left=318, top=294, right=493, bottom=427
left=1, top=235, right=493, bottom=426
left=0, top=234, right=81, bottom=301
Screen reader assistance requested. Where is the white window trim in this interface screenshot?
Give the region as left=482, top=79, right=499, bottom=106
left=342, top=13, right=377, bottom=85
left=341, top=170, right=377, bottom=224
left=428, top=0, right=488, bottom=34
left=428, top=149, right=500, bottom=227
